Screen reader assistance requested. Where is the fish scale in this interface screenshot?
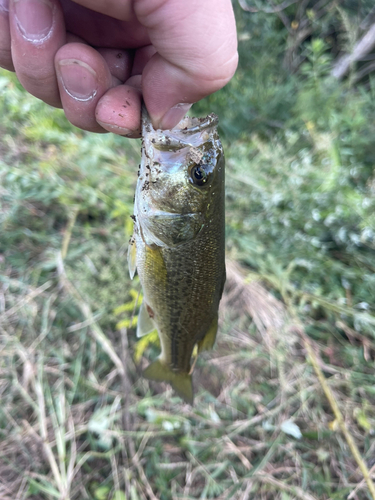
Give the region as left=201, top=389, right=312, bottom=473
left=128, top=107, right=226, bottom=403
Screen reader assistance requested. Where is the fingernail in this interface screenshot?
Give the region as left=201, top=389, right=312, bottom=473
left=96, top=120, right=134, bottom=137
left=13, top=0, right=53, bottom=42
left=57, top=59, right=97, bottom=101
left=158, top=103, right=192, bottom=130
left=0, top=0, right=9, bottom=13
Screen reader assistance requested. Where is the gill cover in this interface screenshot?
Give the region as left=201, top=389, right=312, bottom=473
left=145, top=212, right=203, bottom=247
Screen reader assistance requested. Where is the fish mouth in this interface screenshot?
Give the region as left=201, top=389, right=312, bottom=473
left=176, top=113, right=219, bottom=134
left=141, top=106, right=218, bottom=152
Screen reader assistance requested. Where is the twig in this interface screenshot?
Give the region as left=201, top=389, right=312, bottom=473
left=157, top=462, right=188, bottom=470
left=66, top=314, right=103, bottom=333
left=298, top=327, right=375, bottom=500
left=130, top=438, right=159, bottom=500
left=0, top=280, right=52, bottom=320
left=255, top=473, right=318, bottom=500
left=348, top=463, right=375, bottom=499
left=332, top=22, right=375, bottom=79
left=119, top=327, right=134, bottom=500
left=360, top=6, right=375, bottom=30
left=66, top=415, right=77, bottom=491
left=283, top=0, right=341, bottom=71
left=352, top=60, right=375, bottom=84
left=118, top=327, right=156, bottom=499
left=228, top=382, right=318, bottom=438
left=336, top=320, right=375, bottom=357
left=223, top=436, right=252, bottom=470
left=61, top=206, right=79, bottom=260
left=33, top=371, right=63, bottom=494
left=15, top=475, right=28, bottom=500
left=187, top=452, right=223, bottom=490
left=300, top=291, right=375, bottom=327
left=119, top=328, right=134, bottom=432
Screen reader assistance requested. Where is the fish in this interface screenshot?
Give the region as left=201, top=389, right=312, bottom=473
left=128, top=107, right=226, bottom=404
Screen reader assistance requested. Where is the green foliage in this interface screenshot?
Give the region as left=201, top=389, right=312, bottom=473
left=223, top=34, right=375, bottom=338
left=1, top=2, right=375, bottom=499
left=195, top=2, right=296, bottom=138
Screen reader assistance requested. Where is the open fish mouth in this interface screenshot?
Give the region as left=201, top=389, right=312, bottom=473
left=142, top=107, right=219, bottom=152
left=174, top=113, right=219, bottom=134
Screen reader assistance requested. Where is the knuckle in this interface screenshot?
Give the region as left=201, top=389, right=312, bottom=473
left=18, top=71, right=61, bottom=106
left=193, top=50, right=239, bottom=93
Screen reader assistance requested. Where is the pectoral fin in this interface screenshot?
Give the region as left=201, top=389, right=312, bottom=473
left=198, top=314, right=218, bottom=353
left=143, top=359, right=194, bottom=404
left=137, top=302, right=156, bottom=338
left=127, top=238, right=137, bottom=279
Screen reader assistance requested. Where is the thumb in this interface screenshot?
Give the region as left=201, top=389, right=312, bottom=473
left=135, top=0, right=238, bottom=129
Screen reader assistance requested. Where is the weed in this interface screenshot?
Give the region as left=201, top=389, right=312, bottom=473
left=1, top=2, right=375, bottom=498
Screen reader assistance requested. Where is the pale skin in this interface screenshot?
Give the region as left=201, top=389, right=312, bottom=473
left=0, top=0, right=238, bottom=137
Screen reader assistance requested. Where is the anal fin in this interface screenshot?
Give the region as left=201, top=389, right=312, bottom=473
left=198, top=314, right=218, bottom=353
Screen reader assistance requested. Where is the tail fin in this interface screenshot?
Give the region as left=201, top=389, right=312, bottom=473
left=143, top=359, right=194, bottom=404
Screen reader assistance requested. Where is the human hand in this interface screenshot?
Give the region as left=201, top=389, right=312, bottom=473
left=0, top=0, right=238, bottom=136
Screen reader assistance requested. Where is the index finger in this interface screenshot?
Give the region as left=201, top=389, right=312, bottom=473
left=135, top=0, right=238, bottom=129
left=9, top=0, right=66, bottom=106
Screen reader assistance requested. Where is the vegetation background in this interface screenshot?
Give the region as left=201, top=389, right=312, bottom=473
left=1, top=0, right=375, bottom=498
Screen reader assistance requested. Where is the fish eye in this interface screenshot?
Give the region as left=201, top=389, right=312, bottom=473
left=190, top=164, right=211, bottom=187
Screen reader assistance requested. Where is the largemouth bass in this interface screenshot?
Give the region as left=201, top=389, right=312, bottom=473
left=128, top=108, right=225, bottom=403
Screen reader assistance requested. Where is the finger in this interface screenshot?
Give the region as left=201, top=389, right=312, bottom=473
left=97, top=47, right=133, bottom=82
left=66, top=31, right=86, bottom=44
left=0, top=0, right=14, bottom=71
left=126, top=75, right=141, bottom=90
left=55, top=42, right=113, bottom=132
left=65, top=37, right=131, bottom=88
left=95, top=84, right=142, bottom=137
left=135, top=0, right=238, bottom=129
left=71, top=0, right=133, bottom=21
left=131, top=45, right=156, bottom=76
left=9, top=0, right=66, bottom=107
left=60, top=0, right=149, bottom=48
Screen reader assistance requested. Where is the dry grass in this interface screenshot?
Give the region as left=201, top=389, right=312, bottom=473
left=1, top=38, right=375, bottom=497
left=1, top=256, right=374, bottom=499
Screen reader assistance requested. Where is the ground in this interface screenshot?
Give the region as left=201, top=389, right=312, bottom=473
left=1, top=5, right=375, bottom=496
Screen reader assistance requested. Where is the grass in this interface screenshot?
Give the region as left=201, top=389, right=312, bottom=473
left=1, top=6, right=375, bottom=497
left=1, top=251, right=374, bottom=499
